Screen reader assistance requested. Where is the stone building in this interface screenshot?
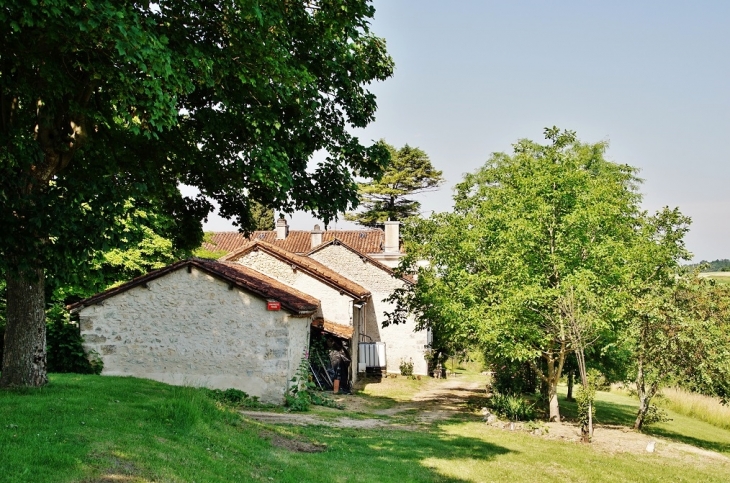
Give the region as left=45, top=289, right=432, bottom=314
left=306, top=239, right=428, bottom=376
left=222, top=240, right=372, bottom=380
left=68, top=259, right=318, bottom=404
left=71, top=218, right=428, bottom=401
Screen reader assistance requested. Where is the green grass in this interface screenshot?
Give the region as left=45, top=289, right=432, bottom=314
left=557, top=385, right=730, bottom=456
left=1, top=375, right=730, bottom=482
left=658, top=387, right=730, bottom=431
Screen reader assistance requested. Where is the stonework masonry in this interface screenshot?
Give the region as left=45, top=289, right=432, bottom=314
left=233, top=250, right=358, bottom=328
left=77, top=266, right=310, bottom=404
left=309, top=244, right=428, bottom=375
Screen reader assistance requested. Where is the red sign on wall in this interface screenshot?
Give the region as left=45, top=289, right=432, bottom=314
left=267, top=300, right=281, bottom=311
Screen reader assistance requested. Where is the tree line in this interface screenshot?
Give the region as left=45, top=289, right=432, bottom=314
left=386, top=128, right=730, bottom=438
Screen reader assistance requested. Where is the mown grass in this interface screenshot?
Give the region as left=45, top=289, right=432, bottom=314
left=558, top=385, right=730, bottom=456
left=2, top=375, right=730, bottom=482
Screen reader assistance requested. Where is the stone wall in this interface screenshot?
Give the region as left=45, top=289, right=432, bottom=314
left=309, top=245, right=428, bottom=375
left=234, top=250, right=356, bottom=327
left=77, top=266, right=310, bottom=404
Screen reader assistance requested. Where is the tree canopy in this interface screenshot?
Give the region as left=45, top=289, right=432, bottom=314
left=389, top=128, right=643, bottom=422
left=0, top=0, right=393, bottom=387
left=346, top=141, right=443, bottom=226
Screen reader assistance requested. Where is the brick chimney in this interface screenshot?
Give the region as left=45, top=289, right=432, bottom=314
left=310, top=224, right=324, bottom=249
left=276, top=214, right=289, bottom=240
left=383, top=220, right=400, bottom=253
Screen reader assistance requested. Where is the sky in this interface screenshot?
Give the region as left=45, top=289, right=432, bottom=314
left=202, top=0, right=730, bottom=262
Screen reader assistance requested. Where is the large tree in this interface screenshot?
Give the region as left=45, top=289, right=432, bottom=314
left=346, top=141, right=444, bottom=226
left=0, top=1, right=393, bottom=387
left=388, top=128, right=642, bottom=422
left=625, top=208, right=730, bottom=430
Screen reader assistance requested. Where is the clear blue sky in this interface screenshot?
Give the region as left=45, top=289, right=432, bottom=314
left=203, top=0, right=730, bottom=262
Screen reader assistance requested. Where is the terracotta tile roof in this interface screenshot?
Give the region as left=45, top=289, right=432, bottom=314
left=202, top=229, right=386, bottom=256
left=67, top=259, right=320, bottom=316
left=222, top=241, right=371, bottom=300
left=307, top=239, right=415, bottom=285
left=312, top=317, right=354, bottom=339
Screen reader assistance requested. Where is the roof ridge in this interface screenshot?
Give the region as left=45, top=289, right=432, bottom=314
left=67, top=259, right=320, bottom=315
left=223, top=240, right=371, bottom=299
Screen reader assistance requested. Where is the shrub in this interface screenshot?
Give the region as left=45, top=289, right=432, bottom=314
left=285, top=352, right=342, bottom=412
left=205, top=388, right=272, bottom=409
left=399, top=358, right=414, bottom=377
left=643, top=404, right=672, bottom=426
left=491, top=358, right=539, bottom=395
left=46, top=304, right=103, bottom=374
left=489, top=392, right=536, bottom=421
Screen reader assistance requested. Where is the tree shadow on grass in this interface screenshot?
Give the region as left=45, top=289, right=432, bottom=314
left=292, top=422, right=515, bottom=483
left=644, top=427, right=730, bottom=455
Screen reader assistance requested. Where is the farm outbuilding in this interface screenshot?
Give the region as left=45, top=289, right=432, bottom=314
left=68, top=259, right=319, bottom=404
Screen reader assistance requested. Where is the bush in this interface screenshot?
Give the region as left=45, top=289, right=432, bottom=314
left=399, top=358, right=414, bottom=377
left=46, top=304, right=102, bottom=374
left=491, top=358, right=539, bottom=395
left=643, top=404, right=672, bottom=426
left=204, top=388, right=271, bottom=409
left=489, top=392, right=536, bottom=421
left=285, top=352, right=342, bottom=412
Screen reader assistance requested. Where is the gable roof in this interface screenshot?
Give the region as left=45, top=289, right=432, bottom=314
left=312, top=317, right=354, bottom=339
left=222, top=241, right=371, bottom=300
left=67, top=259, right=320, bottom=316
left=306, top=239, right=414, bottom=285
left=203, top=229, right=386, bottom=256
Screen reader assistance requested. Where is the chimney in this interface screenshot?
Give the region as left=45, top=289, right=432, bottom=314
left=383, top=220, right=400, bottom=253
left=310, top=224, right=324, bottom=249
left=276, top=214, right=289, bottom=240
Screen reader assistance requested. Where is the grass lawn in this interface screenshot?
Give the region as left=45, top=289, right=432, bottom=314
left=1, top=374, right=729, bottom=482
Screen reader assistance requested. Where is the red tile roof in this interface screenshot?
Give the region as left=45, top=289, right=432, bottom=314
left=222, top=241, right=371, bottom=300
left=67, top=259, right=320, bottom=316
left=202, top=229, right=386, bottom=256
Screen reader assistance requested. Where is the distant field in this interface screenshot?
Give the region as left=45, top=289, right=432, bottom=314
left=698, top=272, right=730, bottom=285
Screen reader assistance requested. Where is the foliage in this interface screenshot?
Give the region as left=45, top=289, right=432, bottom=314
left=45, top=304, right=102, bottom=375
left=192, top=233, right=229, bottom=260
left=0, top=0, right=393, bottom=385
left=399, top=358, right=414, bottom=377
left=388, top=127, right=643, bottom=422
left=627, top=269, right=730, bottom=429
left=491, top=359, right=539, bottom=395
left=250, top=201, right=275, bottom=231
left=641, top=404, right=672, bottom=426
left=489, top=392, right=537, bottom=421
left=346, top=141, right=444, bottom=226
left=285, top=353, right=342, bottom=412
left=204, top=388, right=272, bottom=410
left=685, top=259, right=730, bottom=272
left=575, top=369, right=602, bottom=440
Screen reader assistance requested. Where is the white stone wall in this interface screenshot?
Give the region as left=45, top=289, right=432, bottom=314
left=309, top=245, right=428, bottom=375
left=234, top=250, right=356, bottom=327
left=77, top=266, right=310, bottom=404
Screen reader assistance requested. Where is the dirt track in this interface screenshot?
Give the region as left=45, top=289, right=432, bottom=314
left=239, top=376, right=729, bottom=464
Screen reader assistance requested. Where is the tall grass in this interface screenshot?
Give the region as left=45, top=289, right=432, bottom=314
left=659, top=387, right=730, bottom=430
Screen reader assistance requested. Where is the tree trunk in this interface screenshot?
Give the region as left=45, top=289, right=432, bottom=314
left=547, top=357, right=560, bottom=422
left=0, top=268, right=48, bottom=388
left=634, top=391, right=649, bottom=431
left=566, top=370, right=574, bottom=401
left=633, top=363, right=654, bottom=431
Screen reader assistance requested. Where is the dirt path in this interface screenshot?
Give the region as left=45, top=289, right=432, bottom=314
left=239, top=376, right=729, bottom=464
left=240, top=375, right=487, bottom=429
